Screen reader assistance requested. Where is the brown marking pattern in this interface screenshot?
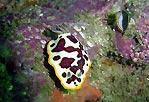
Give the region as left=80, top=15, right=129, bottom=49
left=77, top=58, right=85, bottom=69
left=53, top=55, right=61, bottom=61
left=52, top=38, right=65, bottom=52
left=51, top=34, right=89, bottom=84
left=64, top=46, right=75, bottom=52
left=66, top=75, right=82, bottom=84
left=67, top=35, right=78, bottom=43
left=60, top=57, right=75, bottom=68
left=70, top=66, right=78, bottom=74
left=64, top=47, right=82, bottom=58
left=66, top=75, right=77, bottom=84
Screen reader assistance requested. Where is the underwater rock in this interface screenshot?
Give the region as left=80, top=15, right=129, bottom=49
left=132, top=7, right=149, bottom=62
left=28, top=72, right=47, bottom=98
left=5, top=24, right=49, bottom=102
left=51, top=79, right=102, bottom=102
left=0, top=21, right=50, bottom=101
left=66, top=0, right=117, bottom=14
left=114, top=6, right=149, bottom=63
left=114, top=31, right=136, bottom=59
left=8, top=24, right=48, bottom=70
left=52, top=90, right=64, bottom=102
left=76, top=79, right=102, bottom=102
left=137, top=7, right=149, bottom=34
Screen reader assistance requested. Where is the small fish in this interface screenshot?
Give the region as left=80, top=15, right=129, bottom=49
left=116, top=10, right=129, bottom=33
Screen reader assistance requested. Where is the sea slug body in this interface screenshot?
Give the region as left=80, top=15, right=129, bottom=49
left=47, top=33, right=91, bottom=90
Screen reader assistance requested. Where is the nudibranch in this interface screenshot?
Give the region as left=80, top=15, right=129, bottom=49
left=47, top=33, right=91, bottom=90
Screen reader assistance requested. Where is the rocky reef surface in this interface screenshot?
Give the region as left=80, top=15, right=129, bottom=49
left=0, top=0, right=149, bottom=102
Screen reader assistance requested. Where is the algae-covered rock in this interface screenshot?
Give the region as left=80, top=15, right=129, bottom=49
left=0, top=0, right=149, bottom=102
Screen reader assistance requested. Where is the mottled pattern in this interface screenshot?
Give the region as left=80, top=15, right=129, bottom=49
left=47, top=33, right=91, bottom=90
left=67, top=35, right=78, bottom=43
left=53, top=55, right=61, bottom=61
left=52, top=38, right=65, bottom=52
left=60, top=57, right=75, bottom=68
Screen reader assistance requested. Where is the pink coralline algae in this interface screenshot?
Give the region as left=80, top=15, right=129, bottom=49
left=17, top=24, right=48, bottom=52
left=66, top=0, right=116, bottom=14
left=37, top=0, right=117, bottom=28
left=115, top=31, right=136, bottom=59
left=8, top=24, right=48, bottom=70
left=131, top=8, right=149, bottom=63
left=28, top=72, right=47, bottom=97
left=115, top=7, right=149, bottom=63
left=3, top=23, right=50, bottom=102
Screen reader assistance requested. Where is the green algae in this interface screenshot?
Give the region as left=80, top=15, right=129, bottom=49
left=0, top=63, right=13, bottom=102
left=0, top=44, right=13, bottom=102
left=75, top=12, right=116, bottom=57
left=89, top=56, right=149, bottom=102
